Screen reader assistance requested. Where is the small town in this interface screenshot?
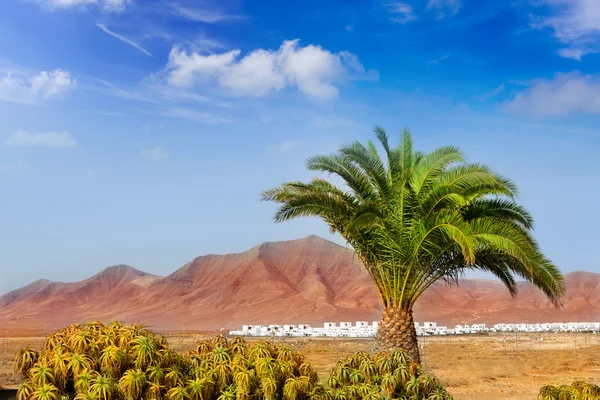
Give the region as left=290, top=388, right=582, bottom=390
left=229, top=321, right=600, bottom=338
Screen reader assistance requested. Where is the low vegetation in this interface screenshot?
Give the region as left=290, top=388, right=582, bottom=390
left=13, top=321, right=453, bottom=400
left=538, top=381, right=600, bottom=400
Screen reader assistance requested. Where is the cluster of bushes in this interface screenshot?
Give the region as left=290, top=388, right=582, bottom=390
left=538, top=381, right=600, bottom=400
left=325, top=351, right=453, bottom=400
left=14, top=321, right=453, bottom=400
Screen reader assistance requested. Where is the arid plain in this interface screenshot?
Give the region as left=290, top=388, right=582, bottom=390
left=2, top=236, right=600, bottom=399
left=1, top=333, right=599, bottom=399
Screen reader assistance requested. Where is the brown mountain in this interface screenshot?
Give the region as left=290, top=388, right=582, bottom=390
left=1, top=236, right=598, bottom=335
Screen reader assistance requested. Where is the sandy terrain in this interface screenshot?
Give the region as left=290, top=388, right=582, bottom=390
left=2, top=332, right=599, bottom=399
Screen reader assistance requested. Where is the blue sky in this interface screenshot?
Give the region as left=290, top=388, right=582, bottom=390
left=1, top=0, right=600, bottom=293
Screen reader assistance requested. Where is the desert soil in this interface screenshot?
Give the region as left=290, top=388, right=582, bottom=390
left=1, top=332, right=599, bottom=399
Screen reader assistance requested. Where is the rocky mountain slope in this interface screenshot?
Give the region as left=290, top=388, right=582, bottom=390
left=1, top=236, right=598, bottom=335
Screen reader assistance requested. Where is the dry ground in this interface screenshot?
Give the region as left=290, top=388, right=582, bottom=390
left=1, top=333, right=599, bottom=399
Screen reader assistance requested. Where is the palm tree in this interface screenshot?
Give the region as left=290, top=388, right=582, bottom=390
left=262, top=127, right=565, bottom=362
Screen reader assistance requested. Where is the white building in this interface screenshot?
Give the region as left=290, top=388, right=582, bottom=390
left=229, top=319, right=600, bottom=338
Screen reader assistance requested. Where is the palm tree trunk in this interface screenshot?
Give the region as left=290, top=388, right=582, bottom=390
left=375, top=306, right=421, bottom=364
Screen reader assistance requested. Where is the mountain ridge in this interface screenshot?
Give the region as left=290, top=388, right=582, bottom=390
left=1, top=236, right=599, bottom=335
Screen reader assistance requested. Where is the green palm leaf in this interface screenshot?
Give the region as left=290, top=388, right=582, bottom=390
left=262, top=126, right=565, bottom=363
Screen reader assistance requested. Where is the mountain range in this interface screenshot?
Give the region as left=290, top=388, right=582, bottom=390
left=1, top=235, right=599, bottom=336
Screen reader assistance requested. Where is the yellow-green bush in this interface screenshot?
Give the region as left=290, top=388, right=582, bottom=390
left=538, top=381, right=600, bottom=400
left=14, top=321, right=453, bottom=400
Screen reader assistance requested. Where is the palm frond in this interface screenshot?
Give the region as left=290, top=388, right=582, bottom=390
left=262, top=125, right=564, bottom=312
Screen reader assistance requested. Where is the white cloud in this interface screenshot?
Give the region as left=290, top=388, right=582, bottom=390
left=96, top=24, right=152, bottom=56
left=102, top=0, right=130, bottom=12
left=160, top=108, right=231, bottom=123
left=191, top=37, right=228, bottom=52
left=385, top=2, right=417, bottom=24
left=6, top=130, right=76, bottom=147
left=164, top=39, right=376, bottom=100
left=29, top=0, right=132, bottom=12
left=475, top=83, right=505, bottom=101
left=94, top=79, right=157, bottom=103
left=170, top=3, right=242, bottom=23
left=556, top=47, right=587, bottom=60
left=266, top=141, right=300, bottom=153
left=426, top=0, right=462, bottom=19
left=531, top=0, right=600, bottom=59
left=141, top=146, right=169, bottom=160
left=503, top=72, right=600, bottom=117
left=167, top=49, right=241, bottom=87
left=314, top=116, right=356, bottom=128
left=143, top=84, right=232, bottom=107
left=0, top=69, right=75, bottom=104
left=428, top=53, right=451, bottom=65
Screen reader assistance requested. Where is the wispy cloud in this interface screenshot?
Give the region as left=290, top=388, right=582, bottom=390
left=143, top=84, right=233, bottom=107
left=96, top=24, right=152, bottom=56
left=426, top=0, right=462, bottom=19
left=428, top=53, right=451, bottom=66
left=503, top=72, right=600, bottom=118
left=30, top=0, right=132, bottom=13
left=314, top=116, right=356, bottom=128
left=530, top=0, right=600, bottom=59
left=90, top=77, right=234, bottom=109
left=385, top=2, right=417, bottom=24
left=170, top=3, right=243, bottom=23
left=94, top=110, right=133, bottom=117
left=6, top=130, right=76, bottom=147
left=94, top=79, right=157, bottom=102
left=141, top=145, right=169, bottom=160
left=0, top=68, right=75, bottom=104
left=266, top=141, right=300, bottom=153
left=556, top=47, right=588, bottom=61
left=191, top=36, right=228, bottom=52
left=475, top=83, right=505, bottom=101
left=160, top=108, right=232, bottom=124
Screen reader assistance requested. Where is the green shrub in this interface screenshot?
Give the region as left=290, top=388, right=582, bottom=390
left=14, top=321, right=453, bottom=400
left=538, top=381, right=600, bottom=400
